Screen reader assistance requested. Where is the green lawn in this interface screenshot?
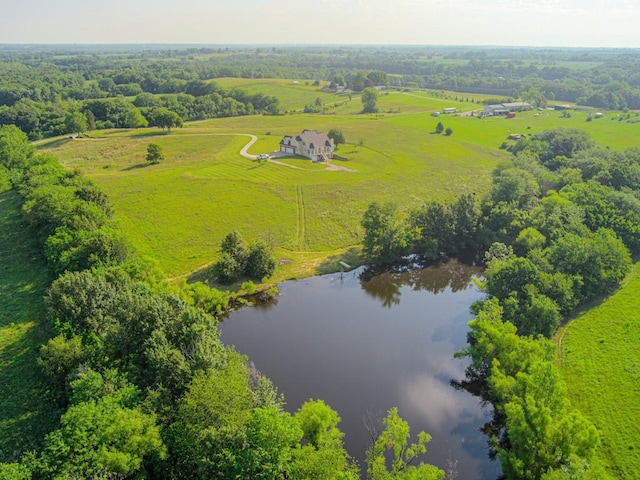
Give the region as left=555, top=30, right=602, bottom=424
left=42, top=109, right=506, bottom=278
left=557, top=266, right=640, bottom=479
left=38, top=90, right=640, bottom=280
left=0, top=190, right=56, bottom=460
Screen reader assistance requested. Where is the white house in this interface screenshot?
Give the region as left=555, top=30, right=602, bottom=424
left=279, top=130, right=335, bottom=162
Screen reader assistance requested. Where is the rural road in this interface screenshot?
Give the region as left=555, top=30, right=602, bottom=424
left=238, top=134, right=259, bottom=159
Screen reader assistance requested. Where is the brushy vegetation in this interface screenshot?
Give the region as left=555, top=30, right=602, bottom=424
left=558, top=268, right=640, bottom=479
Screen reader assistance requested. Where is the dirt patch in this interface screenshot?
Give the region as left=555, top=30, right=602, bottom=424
left=325, top=163, right=357, bottom=172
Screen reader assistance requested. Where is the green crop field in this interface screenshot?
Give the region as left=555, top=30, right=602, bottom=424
left=0, top=190, right=56, bottom=459
left=39, top=90, right=640, bottom=281
left=557, top=266, right=640, bottom=479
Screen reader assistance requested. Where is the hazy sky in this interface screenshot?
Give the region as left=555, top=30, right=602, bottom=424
left=1, top=0, right=639, bottom=47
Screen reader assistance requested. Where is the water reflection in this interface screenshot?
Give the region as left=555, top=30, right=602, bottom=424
left=360, top=259, right=481, bottom=308
left=220, top=259, right=500, bottom=479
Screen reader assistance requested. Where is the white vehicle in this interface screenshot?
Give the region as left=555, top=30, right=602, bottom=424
left=257, top=154, right=269, bottom=160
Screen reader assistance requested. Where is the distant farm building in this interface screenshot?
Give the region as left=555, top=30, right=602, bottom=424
left=502, top=102, right=533, bottom=112
left=279, top=130, right=335, bottom=162
left=484, top=104, right=509, bottom=116
left=482, top=102, right=532, bottom=117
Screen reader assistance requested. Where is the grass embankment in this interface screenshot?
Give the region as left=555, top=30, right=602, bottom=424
left=557, top=266, right=640, bottom=479
left=0, top=190, right=56, bottom=460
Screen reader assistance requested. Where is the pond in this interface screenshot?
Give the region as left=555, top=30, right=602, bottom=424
left=219, top=260, right=500, bottom=479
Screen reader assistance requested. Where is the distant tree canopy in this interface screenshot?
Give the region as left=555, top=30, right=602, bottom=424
left=64, top=111, right=88, bottom=135
left=2, top=45, right=640, bottom=140
left=361, top=87, right=379, bottom=114
left=150, top=107, right=183, bottom=130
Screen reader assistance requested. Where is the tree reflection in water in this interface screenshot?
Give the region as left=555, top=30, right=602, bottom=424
left=360, top=259, right=482, bottom=308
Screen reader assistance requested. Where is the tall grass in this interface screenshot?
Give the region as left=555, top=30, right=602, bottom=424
left=558, top=266, right=640, bottom=479
left=0, top=190, right=56, bottom=460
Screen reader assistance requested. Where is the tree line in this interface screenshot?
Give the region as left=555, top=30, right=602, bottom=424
left=0, top=65, right=280, bottom=138
left=2, top=46, right=640, bottom=139
left=0, top=124, right=445, bottom=479
left=361, top=127, right=640, bottom=479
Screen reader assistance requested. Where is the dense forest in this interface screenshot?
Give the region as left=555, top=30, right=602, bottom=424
left=361, top=127, right=640, bottom=478
left=2, top=45, right=640, bottom=139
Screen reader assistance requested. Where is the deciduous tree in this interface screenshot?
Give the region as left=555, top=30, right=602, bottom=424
left=361, top=87, right=379, bottom=114
left=327, top=128, right=346, bottom=146
left=362, top=202, right=410, bottom=265
left=366, top=407, right=444, bottom=480
left=64, top=111, right=87, bottom=136
left=146, top=142, right=164, bottom=164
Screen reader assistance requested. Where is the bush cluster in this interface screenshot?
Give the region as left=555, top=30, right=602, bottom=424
left=214, top=230, right=276, bottom=284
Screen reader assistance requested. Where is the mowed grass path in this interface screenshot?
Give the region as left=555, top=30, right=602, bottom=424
left=557, top=267, right=640, bottom=479
left=0, top=190, right=56, bottom=460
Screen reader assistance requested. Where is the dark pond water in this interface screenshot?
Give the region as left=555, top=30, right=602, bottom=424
left=219, top=260, right=500, bottom=479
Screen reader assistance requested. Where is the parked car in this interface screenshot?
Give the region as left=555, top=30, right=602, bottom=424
left=257, top=154, right=269, bottom=160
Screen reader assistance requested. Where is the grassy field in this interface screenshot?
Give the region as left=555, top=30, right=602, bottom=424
left=40, top=101, right=506, bottom=279
left=212, top=77, right=347, bottom=111
left=38, top=90, right=640, bottom=281
left=557, top=266, right=640, bottom=479
left=0, top=190, right=56, bottom=460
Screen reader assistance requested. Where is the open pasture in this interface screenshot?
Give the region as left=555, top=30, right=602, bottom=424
left=558, top=267, right=640, bottom=479
left=0, top=191, right=56, bottom=459
left=43, top=109, right=504, bottom=278
left=212, top=77, right=346, bottom=111
left=41, top=90, right=640, bottom=280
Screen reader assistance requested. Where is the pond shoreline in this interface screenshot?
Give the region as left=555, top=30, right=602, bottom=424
left=219, top=259, right=500, bottom=479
